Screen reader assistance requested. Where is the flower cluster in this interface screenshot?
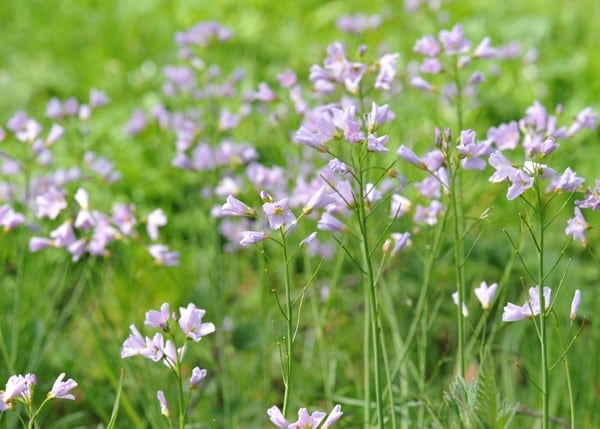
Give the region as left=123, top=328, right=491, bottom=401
left=1, top=372, right=77, bottom=414
left=122, top=303, right=213, bottom=419
left=502, top=287, right=581, bottom=322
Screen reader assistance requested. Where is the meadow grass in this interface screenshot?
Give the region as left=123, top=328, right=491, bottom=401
left=0, top=1, right=599, bottom=428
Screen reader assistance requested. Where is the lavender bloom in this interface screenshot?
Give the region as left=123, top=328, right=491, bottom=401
left=46, top=123, right=64, bottom=146
left=548, top=167, right=585, bottom=193
left=409, top=75, right=435, bottom=92
left=502, top=286, right=551, bottom=322
left=148, top=244, right=180, bottom=266
left=218, top=109, right=241, bottom=132
left=253, top=82, right=276, bottom=102
left=384, top=232, right=411, bottom=256
left=570, top=290, right=581, bottom=320
left=141, top=333, right=166, bottom=362
left=277, top=69, right=297, bottom=88
left=157, top=390, right=170, bottom=417
left=414, top=200, right=444, bottom=225
left=457, top=129, right=492, bottom=170
left=576, top=179, right=600, bottom=210
left=336, top=13, right=381, bottom=34
left=397, top=145, right=426, bottom=169
left=48, top=373, right=77, bottom=400
left=50, top=221, right=76, bottom=248
left=375, top=53, right=399, bottom=90
left=439, top=24, right=471, bottom=55
left=568, top=107, right=597, bottom=136
left=0, top=204, right=25, bottom=231
left=487, top=121, right=520, bottom=150
left=29, top=237, right=54, bottom=252
left=302, top=186, right=336, bottom=215
left=112, top=203, right=137, bottom=236
left=367, top=134, right=389, bottom=152
left=124, top=110, right=148, bottom=136
left=565, top=207, right=588, bottom=245
left=300, top=232, right=317, bottom=247
left=121, top=325, right=146, bottom=358
left=35, top=187, right=67, bottom=219
left=367, top=102, right=391, bottom=133
left=413, top=35, right=441, bottom=56
left=267, top=406, right=289, bottom=428
left=473, top=37, right=497, bottom=59
left=178, top=303, right=216, bottom=342
left=390, top=194, right=412, bottom=218
left=145, top=303, right=171, bottom=329
left=240, top=230, right=269, bottom=247
left=46, top=97, right=63, bottom=119
left=488, top=151, right=517, bottom=183
left=190, top=367, right=207, bottom=387
left=474, top=281, right=498, bottom=310
left=147, top=208, right=167, bottom=240
left=263, top=198, right=296, bottom=229
left=2, top=375, right=30, bottom=404
left=290, top=409, right=327, bottom=428
left=328, top=158, right=350, bottom=174
left=420, top=58, right=442, bottom=74
left=89, top=88, right=109, bottom=108
left=414, top=177, right=441, bottom=198
left=317, top=212, right=348, bottom=233
left=506, top=169, right=534, bottom=200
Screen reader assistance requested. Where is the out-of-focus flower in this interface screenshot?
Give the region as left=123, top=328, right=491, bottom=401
left=570, top=290, right=581, bottom=320
left=452, top=292, right=469, bottom=317
left=148, top=244, right=180, bottom=266
left=157, top=390, right=170, bottom=417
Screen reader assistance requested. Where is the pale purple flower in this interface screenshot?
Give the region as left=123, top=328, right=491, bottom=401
left=367, top=134, right=389, bottom=152
left=570, top=290, right=581, bottom=320
left=121, top=325, right=147, bottom=358
left=29, top=237, right=54, bottom=252
left=473, top=37, right=496, bottom=59
left=502, top=286, right=551, bottom=322
left=565, top=207, right=588, bottom=245
left=267, top=405, right=288, bottom=428
left=487, top=121, right=520, bottom=150
left=576, top=179, right=600, bottom=210
left=300, top=232, right=317, bottom=246
left=367, top=102, right=391, bottom=133
left=147, top=208, right=167, bottom=240
left=290, top=408, right=327, bottom=428
left=452, top=291, right=469, bottom=317
left=48, top=373, right=77, bottom=400
left=488, top=151, right=517, bottom=183
left=387, top=232, right=411, bottom=256
left=317, top=212, right=348, bottom=233
left=178, top=303, right=216, bottom=342
left=112, top=203, right=137, bottom=236
left=141, top=333, right=166, bottom=362
left=0, top=204, right=24, bottom=231
left=157, top=390, right=170, bottom=417
left=474, top=281, right=498, bottom=310
left=439, top=24, right=471, bottom=55
left=336, top=13, right=381, bottom=34
left=409, top=75, right=435, bottom=92
left=414, top=177, right=441, bottom=198
left=148, top=244, right=180, bottom=266
left=548, top=167, right=585, bottom=193
left=375, top=53, right=399, bottom=90
left=468, top=70, right=485, bottom=85
left=46, top=97, right=63, bottom=119
left=240, top=230, right=269, bottom=246
left=162, top=339, right=185, bottom=368
left=568, top=107, right=597, bottom=136
left=89, top=88, right=109, bottom=109
left=190, top=366, right=207, bottom=387
left=35, top=187, right=67, bottom=219
left=253, top=82, right=276, bottom=102
left=263, top=198, right=296, bottom=230
left=397, top=145, right=425, bottom=169
left=506, top=169, right=534, bottom=200
left=46, top=123, right=64, bottom=146
left=277, top=69, right=297, bottom=88
left=328, top=158, right=349, bottom=174
left=145, top=303, right=171, bottom=329
left=302, top=186, right=336, bottom=215
left=390, top=194, right=412, bottom=218
left=457, top=129, right=492, bottom=170
left=413, top=35, right=441, bottom=56
left=321, top=404, right=343, bottom=427
left=414, top=200, right=444, bottom=225
left=218, top=109, right=241, bottom=131
left=74, top=188, right=95, bottom=230
left=2, top=375, right=30, bottom=403
left=420, top=58, right=443, bottom=74
left=50, top=221, right=76, bottom=247
left=124, top=110, right=148, bottom=136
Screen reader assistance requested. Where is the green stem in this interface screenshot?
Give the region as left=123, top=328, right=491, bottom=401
left=450, top=164, right=466, bottom=378
left=281, top=230, right=294, bottom=417
left=356, top=157, right=386, bottom=429
left=535, top=183, right=549, bottom=429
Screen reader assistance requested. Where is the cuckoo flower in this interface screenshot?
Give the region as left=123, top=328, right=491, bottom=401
left=502, top=286, right=551, bottom=322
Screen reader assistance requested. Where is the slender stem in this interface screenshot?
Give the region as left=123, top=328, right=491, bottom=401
left=356, top=156, right=386, bottom=429
left=281, top=230, right=294, bottom=417
left=535, top=183, right=549, bottom=429
left=450, top=163, right=466, bottom=378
